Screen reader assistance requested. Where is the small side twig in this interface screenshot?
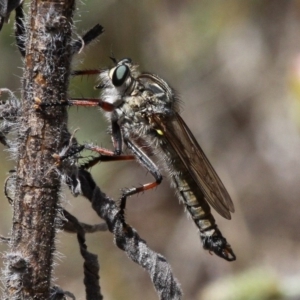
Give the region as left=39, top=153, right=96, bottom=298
left=61, top=209, right=107, bottom=233
left=0, top=236, right=10, bottom=244
left=71, top=24, right=104, bottom=55
left=50, top=286, right=75, bottom=300
left=62, top=209, right=103, bottom=300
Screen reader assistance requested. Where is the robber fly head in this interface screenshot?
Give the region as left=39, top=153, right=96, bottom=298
left=99, top=58, right=140, bottom=107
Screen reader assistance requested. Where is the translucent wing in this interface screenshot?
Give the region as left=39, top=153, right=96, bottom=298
left=153, top=113, right=234, bottom=219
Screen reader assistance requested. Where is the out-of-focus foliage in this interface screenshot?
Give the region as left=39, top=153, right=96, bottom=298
left=200, top=268, right=283, bottom=300
left=1, top=1, right=300, bottom=299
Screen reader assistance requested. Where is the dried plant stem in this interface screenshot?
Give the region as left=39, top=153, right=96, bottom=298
left=3, top=0, right=75, bottom=299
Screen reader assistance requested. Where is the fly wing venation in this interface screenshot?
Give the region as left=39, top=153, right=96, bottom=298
left=154, top=113, right=234, bottom=220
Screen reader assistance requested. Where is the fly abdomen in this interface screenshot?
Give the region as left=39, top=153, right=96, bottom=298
left=175, top=175, right=215, bottom=230
left=188, top=205, right=215, bottom=231
left=173, top=173, right=236, bottom=261
left=175, top=178, right=217, bottom=233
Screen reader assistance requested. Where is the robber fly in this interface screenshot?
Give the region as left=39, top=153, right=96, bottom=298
left=68, top=58, right=236, bottom=261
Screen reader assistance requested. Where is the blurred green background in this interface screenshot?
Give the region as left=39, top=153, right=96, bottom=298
left=1, top=1, right=300, bottom=299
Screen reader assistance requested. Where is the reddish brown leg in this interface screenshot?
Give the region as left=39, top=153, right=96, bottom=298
left=119, top=138, right=163, bottom=210
left=85, top=144, right=135, bottom=159
left=71, top=70, right=102, bottom=76
left=34, top=97, right=115, bottom=112
left=69, top=98, right=115, bottom=112
left=81, top=141, right=162, bottom=210
left=80, top=153, right=135, bottom=170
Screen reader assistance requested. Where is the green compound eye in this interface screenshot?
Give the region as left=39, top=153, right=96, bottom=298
left=112, top=65, right=130, bottom=87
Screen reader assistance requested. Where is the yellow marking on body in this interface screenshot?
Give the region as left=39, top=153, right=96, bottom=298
left=156, top=129, right=164, bottom=135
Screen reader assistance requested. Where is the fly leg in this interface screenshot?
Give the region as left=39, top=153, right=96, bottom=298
left=34, top=63, right=108, bottom=110
left=34, top=97, right=115, bottom=112
left=111, top=120, right=122, bottom=155
left=80, top=154, right=135, bottom=170
left=120, top=138, right=163, bottom=211
left=33, top=61, right=111, bottom=109
left=78, top=119, right=125, bottom=170
left=80, top=144, right=135, bottom=170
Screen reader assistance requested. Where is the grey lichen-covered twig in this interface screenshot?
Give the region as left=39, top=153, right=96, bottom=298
left=61, top=209, right=103, bottom=300
left=3, top=0, right=75, bottom=299
left=67, top=168, right=183, bottom=300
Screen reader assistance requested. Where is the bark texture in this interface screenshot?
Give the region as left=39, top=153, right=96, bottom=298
left=4, top=0, right=75, bottom=299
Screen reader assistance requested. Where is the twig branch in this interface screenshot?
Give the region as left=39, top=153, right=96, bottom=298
left=62, top=209, right=103, bottom=300
left=68, top=169, right=183, bottom=300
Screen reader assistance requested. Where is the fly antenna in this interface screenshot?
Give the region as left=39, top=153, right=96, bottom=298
left=109, top=49, right=118, bottom=64
left=109, top=56, right=118, bottom=64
